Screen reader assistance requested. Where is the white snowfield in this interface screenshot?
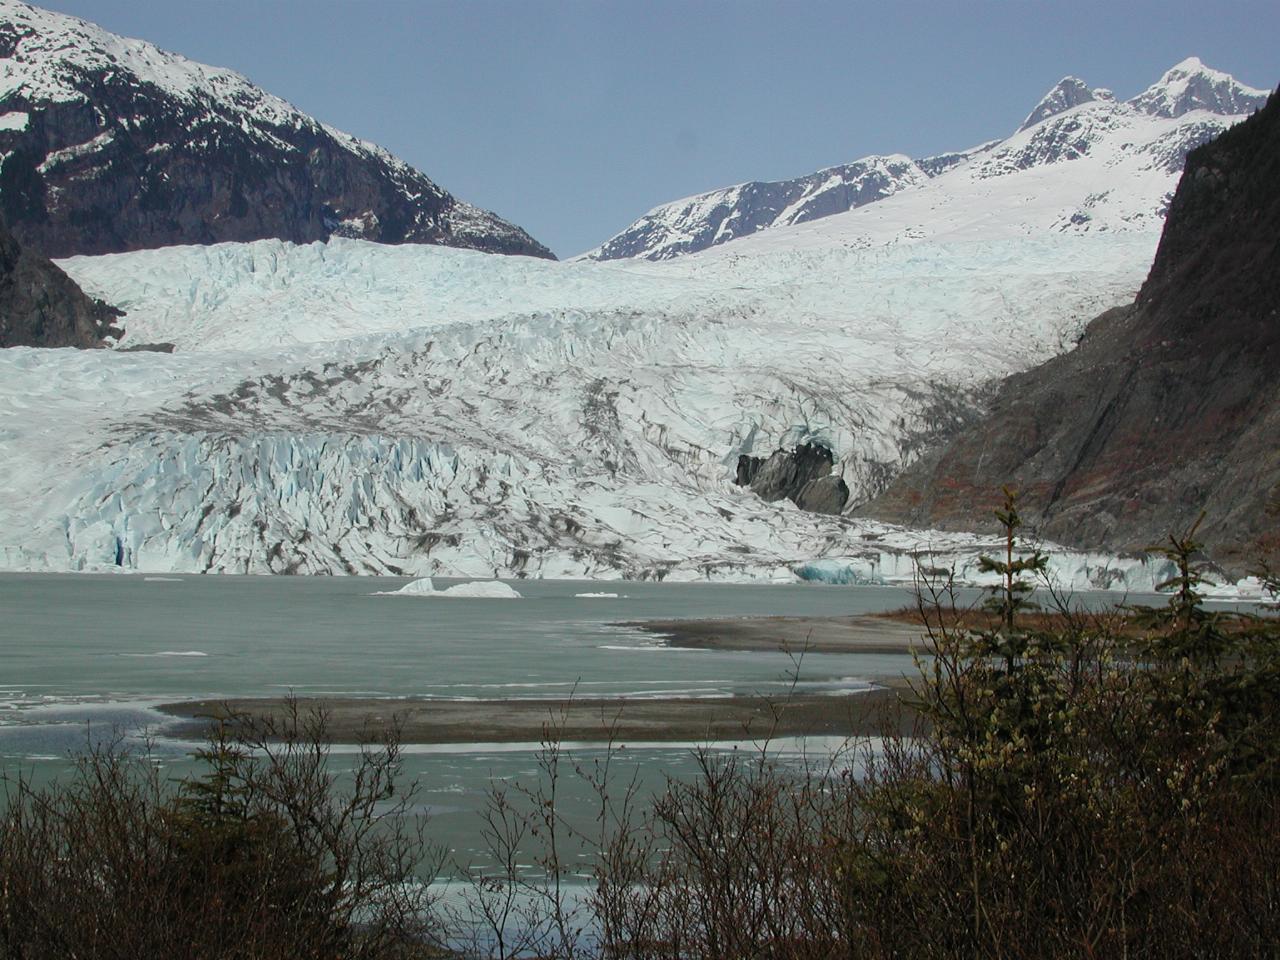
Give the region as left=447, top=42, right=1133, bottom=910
left=0, top=58, right=1268, bottom=591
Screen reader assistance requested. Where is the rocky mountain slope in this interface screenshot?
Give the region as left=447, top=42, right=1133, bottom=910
left=864, top=88, right=1280, bottom=573
left=584, top=59, right=1267, bottom=261
left=0, top=1, right=552, bottom=259
left=0, top=213, right=120, bottom=346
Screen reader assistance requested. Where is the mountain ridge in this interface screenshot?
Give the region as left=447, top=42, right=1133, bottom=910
left=582, top=59, right=1267, bottom=262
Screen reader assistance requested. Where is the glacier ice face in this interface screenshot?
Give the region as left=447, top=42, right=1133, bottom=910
left=0, top=229, right=1171, bottom=590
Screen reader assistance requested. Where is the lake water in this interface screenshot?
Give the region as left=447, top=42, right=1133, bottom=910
left=1, top=573, right=925, bottom=716
left=1, top=573, right=929, bottom=866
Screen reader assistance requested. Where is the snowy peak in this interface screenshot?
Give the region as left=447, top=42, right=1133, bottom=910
left=1127, top=57, right=1269, bottom=119
left=585, top=58, right=1269, bottom=262
left=1018, top=76, right=1106, bottom=132
left=0, top=1, right=298, bottom=119
left=0, top=1, right=553, bottom=259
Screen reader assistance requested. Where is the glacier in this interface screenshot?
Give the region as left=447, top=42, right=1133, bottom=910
left=0, top=229, right=1182, bottom=591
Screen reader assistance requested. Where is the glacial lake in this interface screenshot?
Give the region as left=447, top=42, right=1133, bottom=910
left=0, top=573, right=930, bottom=860
left=0, top=572, right=1175, bottom=875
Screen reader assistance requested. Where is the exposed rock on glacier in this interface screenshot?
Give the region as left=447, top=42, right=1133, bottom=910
left=736, top=443, right=849, bottom=515
left=0, top=214, right=122, bottom=347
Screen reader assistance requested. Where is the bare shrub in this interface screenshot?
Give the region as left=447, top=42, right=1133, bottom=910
left=0, top=702, right=441, bottom=960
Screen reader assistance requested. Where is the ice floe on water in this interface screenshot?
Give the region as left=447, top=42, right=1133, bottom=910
left=575, top=592, right=621, bottom=598
left=120, top=650, right=209, bottom=657
left=375, top=578, right=523, bottom=599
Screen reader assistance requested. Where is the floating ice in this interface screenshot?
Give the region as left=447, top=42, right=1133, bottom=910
left=376, top=578, right=522, bottom=599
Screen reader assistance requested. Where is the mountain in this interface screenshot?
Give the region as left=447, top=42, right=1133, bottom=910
left=0, top=213, right=121, bottom=346
left=582, top=153, right=958, bottom=263
left=863, top=87, right=1280, bottom=574
left=1128, top=56, right=1270, bottom=118
left=0, top=1, right=552, bottom=259
left=583, top=59, right=1267, bottom=262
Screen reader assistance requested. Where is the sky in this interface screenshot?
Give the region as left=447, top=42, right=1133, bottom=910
left=36, top=0, right=1280, bottom=258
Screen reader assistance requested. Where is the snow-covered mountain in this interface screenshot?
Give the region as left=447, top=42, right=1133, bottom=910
left=582, top=153, right=960, bottom=263
left=582, top=58, right=1267, bottom=261
left=0, top=1, right=552, bottom=258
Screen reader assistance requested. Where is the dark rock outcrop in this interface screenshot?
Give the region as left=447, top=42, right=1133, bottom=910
left=0, top=214, right=121, bottom=347
left=737, top=443, right=849, bottom=515
left=864, top=88, right=1280, bottom=572
left=0, top=3, right=553, bottom=259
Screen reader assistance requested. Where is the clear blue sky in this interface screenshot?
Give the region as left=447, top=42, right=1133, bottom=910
left=38, top=0, right=1279, bottom=258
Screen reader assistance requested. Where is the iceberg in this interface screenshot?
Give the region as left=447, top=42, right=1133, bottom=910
left=376, top=577, right=522, bottom=599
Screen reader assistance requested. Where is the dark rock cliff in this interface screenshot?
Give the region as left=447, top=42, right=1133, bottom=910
left=0, top=214, right=121, bottom=347
left=864, top=88, right=1280, bottom=572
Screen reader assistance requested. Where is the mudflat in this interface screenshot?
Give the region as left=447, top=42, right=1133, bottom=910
left=621, top=614, right=927, bottom=654
left=158, top=683, right=917, bottom=746
left=158, top=615, right=928, bottom=746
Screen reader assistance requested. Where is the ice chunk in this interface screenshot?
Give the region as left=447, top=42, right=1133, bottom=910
left=376, top=577, right=522, bottom=599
